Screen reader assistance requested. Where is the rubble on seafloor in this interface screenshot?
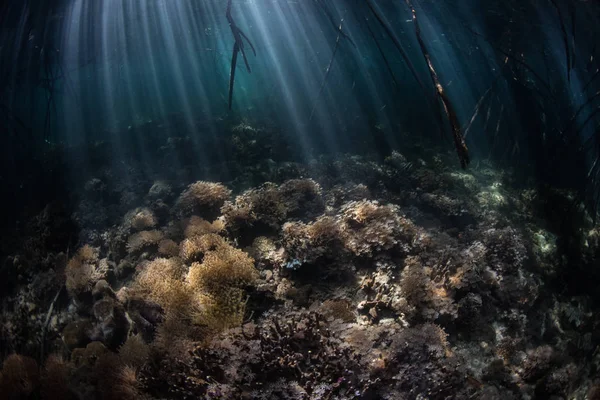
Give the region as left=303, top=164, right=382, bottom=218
left=1, top=143, right=600, bottom=399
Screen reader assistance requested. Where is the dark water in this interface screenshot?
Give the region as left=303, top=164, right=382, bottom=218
left=1, top=1, right=600, bottom=399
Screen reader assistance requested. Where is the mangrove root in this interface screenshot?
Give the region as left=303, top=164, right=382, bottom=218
left=405, top=0, right=469, bottom=168
left=226, top=0, right=256, bottom=110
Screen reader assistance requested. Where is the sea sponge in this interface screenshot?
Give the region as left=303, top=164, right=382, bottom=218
left=176, top=181, right=231, bottom=217
left=65, top=245, right=107, bottom=295
left=0, top=354, right=40, bottom=397
left=126, top=230, right=164, bottom=253
left=340, top=200, right=417, bottom=256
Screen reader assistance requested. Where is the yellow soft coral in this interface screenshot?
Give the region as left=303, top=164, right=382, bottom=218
left=132, top=258, right=192, bottom=316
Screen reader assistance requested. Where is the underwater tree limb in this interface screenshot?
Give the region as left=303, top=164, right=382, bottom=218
left=405, top=0, right=469, bottom=168
left=569, top=0, right=576, bottom=71
left=465, top=26, right=553, bottom=97
left=314, top=0, right=356, bottom=48
left=309, top=21, right=343, bottom=121
left=365, top=0, right=426, bottom=92
left=364, top=17, right=398, bottom=88
left=563, top=90, right=600, bottom=135
left=463, top=69, right=506, bottom=139
left=583, top=69, right=600, bottom=93
left=550, top=0, right=572, bottom=82
left=226, top=0, right=256, bottom=110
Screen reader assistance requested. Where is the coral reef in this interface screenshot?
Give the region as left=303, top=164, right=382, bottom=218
left=2, top=144, right=600, bottom=400
left=175, top=181, right=231, bottom=219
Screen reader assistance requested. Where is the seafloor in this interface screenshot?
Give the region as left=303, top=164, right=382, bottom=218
left=1, top=120, right=600, bottom=400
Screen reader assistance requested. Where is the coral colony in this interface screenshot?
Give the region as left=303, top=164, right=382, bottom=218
left=2, top=144, right=600, bottom=399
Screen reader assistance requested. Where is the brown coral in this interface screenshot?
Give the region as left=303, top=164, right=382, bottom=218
left=65, top=245, right=107, bottom=295
left=41, top=354, right=70, bottom=399
left=278, top=178, right=324, bottom=218
left=180, top=233, right=228, bottom=263
left=221, top=183, right=286, bottom=233
left=187, top=239, right=258, bottom=330
left=187, top=243, right=257, bottom=294
left=129, top=208, right=157, bottom=231
left=282, top=215, right=343, bottom=263
left=340, top=200, right=418, bottom=256
left=132, top=257, right=192, bottom=316
left=118, top=335, right=150, bottom=368
left=157, top=239, right=180, bottom=257
left=126, top=230, right=165, bottom=253
left=0, top=354, right=40, bottom=397
left=176, top=181, right=231, bottom=217
left=184, top=216, right=225, bottom=238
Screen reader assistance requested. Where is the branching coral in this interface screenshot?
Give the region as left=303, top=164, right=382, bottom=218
left=277, top=178, right=324, bottom=218
left=132, top=257, right=192, bottom=317
left=187, top=239, right=258, bottom=330
left=180, top=233, right=228, bottom=263
left=221, top=179, right=324, bottom=241
left=157, top=238, right=180, bottom=257
left=176, top=181, right=231, bottom=218
left=190, top=310, right=364, bottom=397
left=221, top=183, right=286, bottom=233
left=126, top=230, right=165, bottom=253
left=340, top=200, right=419, bottom=256
left=128, top=208, right=157, bottom=231
left=482, top=227, right=528, bottom=273
left=65, top=245, right=107, bottom=295
left=118, top=334, right=150, bottom=369
left=282, top=215, right=343, bottom=263
left=184, top=216, right=225, bottom=238
left=399, top=256, right=431, bottom=307
left=248, top=236, right=285, bottom=268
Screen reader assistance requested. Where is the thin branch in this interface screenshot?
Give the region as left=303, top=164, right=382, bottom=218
left=550, top=0, right=572, bottom=82
left=463, top=70, right=505, bottom=138
left=405, top=0, right=469, bottom=168
left=226, top=0, right=256, bottom=110
left=310, top=21, right=343, bottom=121
left=465, top=25, right=553, bottom=97
left=583, top=69, right=600, bottom=93
left=364, top=17, right=398, bottom=87
left=365, top=0, right=426, bottom=92
left=314, top=0, right=356, bottom=48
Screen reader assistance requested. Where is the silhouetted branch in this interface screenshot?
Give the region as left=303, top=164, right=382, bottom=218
left=364, top=17, right=398, bottom=88
left=310, top=20, right=343, bottom=121
left=365, top=0, right=426, bottom=92
left=405, top=0, right=469, bottom=168
left=550, top=0, right=572, bottom=82
left=583, top=69, right=600, bottom=93
left=226, top=0, right=256, bottom=110
left=465, top=26, right=553, bottom=97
